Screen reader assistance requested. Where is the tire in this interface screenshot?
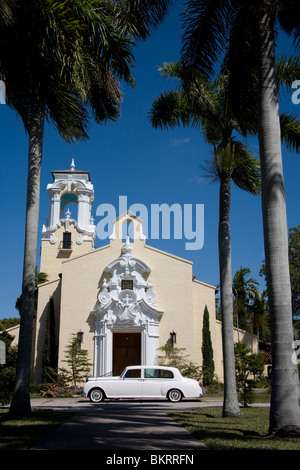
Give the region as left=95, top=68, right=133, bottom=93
left=89, top=388, right=105, bottom=403
left=167, top=389, right=182, bottom=403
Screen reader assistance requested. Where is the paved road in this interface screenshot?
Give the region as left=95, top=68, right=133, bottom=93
left=29, top=397, right=270, bottom=451
left=30, top=398, right=219, bottom=451
left=30, top=396, right=223, bottom=411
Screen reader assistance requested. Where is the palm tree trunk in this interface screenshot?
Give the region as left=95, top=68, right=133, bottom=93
left=9, top=111, right=45, bottom=416
left=219, top=173, right=240, bottom=418
left=257, top=8, right=300, bottom=435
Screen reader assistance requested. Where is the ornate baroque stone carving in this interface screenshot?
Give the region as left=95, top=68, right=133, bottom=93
left=94, top=237, right=162, bottom=329
left=91, top=237, right=164, bottom=376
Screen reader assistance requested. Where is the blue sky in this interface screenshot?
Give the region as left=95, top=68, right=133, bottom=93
left=0, top=3, right=299, bottom=320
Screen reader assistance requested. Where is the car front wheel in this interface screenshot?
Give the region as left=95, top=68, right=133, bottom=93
left=89, top=388, right=105, bottom=403
left=167, top=389, right=182, bottom=402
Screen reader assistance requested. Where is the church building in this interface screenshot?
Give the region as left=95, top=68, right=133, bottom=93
left=32, top=161, right=257, bottom=384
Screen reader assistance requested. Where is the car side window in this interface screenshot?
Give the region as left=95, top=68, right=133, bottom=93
left=144, top=368, right=160, bottom=378
left=124, top=369, right=141, bottom=379
left=144, top=369, right=174, bottom=379
left=160, top=370, right=174, bottom=379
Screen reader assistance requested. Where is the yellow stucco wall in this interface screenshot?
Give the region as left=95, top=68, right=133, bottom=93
left=33, top=279, right=61, bottom=383
left=192, top=280, right=219, bottom=376
left=40, top=221, right=94, bottom=282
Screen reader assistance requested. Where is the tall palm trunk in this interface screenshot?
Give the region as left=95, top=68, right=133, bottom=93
left=257, top=8, right=300, bottom=435
left=9, top=112, right=45, bottom=417
left=218, top=172, right=240, bottom=418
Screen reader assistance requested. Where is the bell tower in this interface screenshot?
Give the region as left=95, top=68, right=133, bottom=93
left=40, top=159, right=96, bottom=281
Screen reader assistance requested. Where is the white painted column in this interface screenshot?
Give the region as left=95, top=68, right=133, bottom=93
left=77, top=189, right=92, bottom=231
left=94, top=318, right=113, bottom=377
left=143, top=320, right=159, bottom=366
left=48, top=189, right=61, bottom=229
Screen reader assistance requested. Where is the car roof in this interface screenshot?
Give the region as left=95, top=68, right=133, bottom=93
left=124, top=365, right=178, bottom=371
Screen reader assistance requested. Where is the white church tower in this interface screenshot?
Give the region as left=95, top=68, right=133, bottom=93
left=40, top=159, right=96, bottom=281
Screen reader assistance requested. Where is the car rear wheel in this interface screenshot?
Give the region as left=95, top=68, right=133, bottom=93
left=89, top=388, right=105, bottom=403
left=167, top=389, right=182, bottom=402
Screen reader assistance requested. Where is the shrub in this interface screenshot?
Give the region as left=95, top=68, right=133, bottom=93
left=40, top=383, right=78, bottom=398
left=0, top=367, right=15, bottom=404
left=234, top=342, right=265, bottom=407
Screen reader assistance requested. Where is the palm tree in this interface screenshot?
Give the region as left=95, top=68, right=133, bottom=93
left=206, top=144, right=261, bottom=417
left=180, top=0, right=300, bottom=435
left=150, top=63, right=261, bottom=417
left=2, top=1, right=106, bottom=417
left=2, top=0, right=173, bottom=416
left=232, top=267, right=259, bottom=334
left=251, top=288, right=270, bottom=341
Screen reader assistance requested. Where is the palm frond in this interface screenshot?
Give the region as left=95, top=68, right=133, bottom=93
left=158, top=61, right=183, bottom=81
left=0, top=0, right=12, bottom=25
left=278, top=0, right=300, bottom=50
left=149, top=89, right=197, bottom=130
left=201, top=149, right=222, bottom=183
left=222, top=5, right=259, bottom=137
left=151, top=61, right=220, bottom=131
left=181, top=0, right=235, bottom=78
left=45, top=88, right=89, bottom=143
left=111, top=0, right=173, bottom=40
left=231, top=142, right=261, bottom=195
left=280, top=112, right=300, bottom=153
left=0, top=0, right=140, bottom=139
left=202, top=140, right=261, bottom=195
left=276, top=55, right=300, bottom=96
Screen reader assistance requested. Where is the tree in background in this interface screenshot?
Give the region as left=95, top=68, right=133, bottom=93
left=60, top=334, right=92, bottom=389
left=289, top=226, right=300, bottom=320
left=234, top=342, right=265, bottom=407
left=260, top=225, right=300, bottom=321
left=251, top=288, right=270, bottom=342
left=232, top=267, right=259, bottom=333
left=158, top=344, right=201, bottom=381
left=201, top=305, right=215, bottom=386
left=42, top=297, right=57, bottom=383
left=0, top=331, right=18, bottom=404
left=0, top=318, right=20, bottom=331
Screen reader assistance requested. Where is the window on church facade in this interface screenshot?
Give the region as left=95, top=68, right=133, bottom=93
left=121, top=280, right=133, bottom=290
left=62, top=232, right=72, bottom=250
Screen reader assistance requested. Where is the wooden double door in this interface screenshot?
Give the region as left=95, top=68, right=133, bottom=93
left=113, top=332, right=141, bottom=376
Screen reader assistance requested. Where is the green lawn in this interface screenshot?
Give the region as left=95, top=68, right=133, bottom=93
left=170, top=406, right=300, bottom=450
left=0, top=409, right=74, bottom=450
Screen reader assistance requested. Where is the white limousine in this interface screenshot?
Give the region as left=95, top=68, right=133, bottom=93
left=82, top=365, right=204, bottom=403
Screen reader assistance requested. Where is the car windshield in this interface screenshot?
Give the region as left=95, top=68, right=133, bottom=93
left=122, top=368, right=141, bottom=378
